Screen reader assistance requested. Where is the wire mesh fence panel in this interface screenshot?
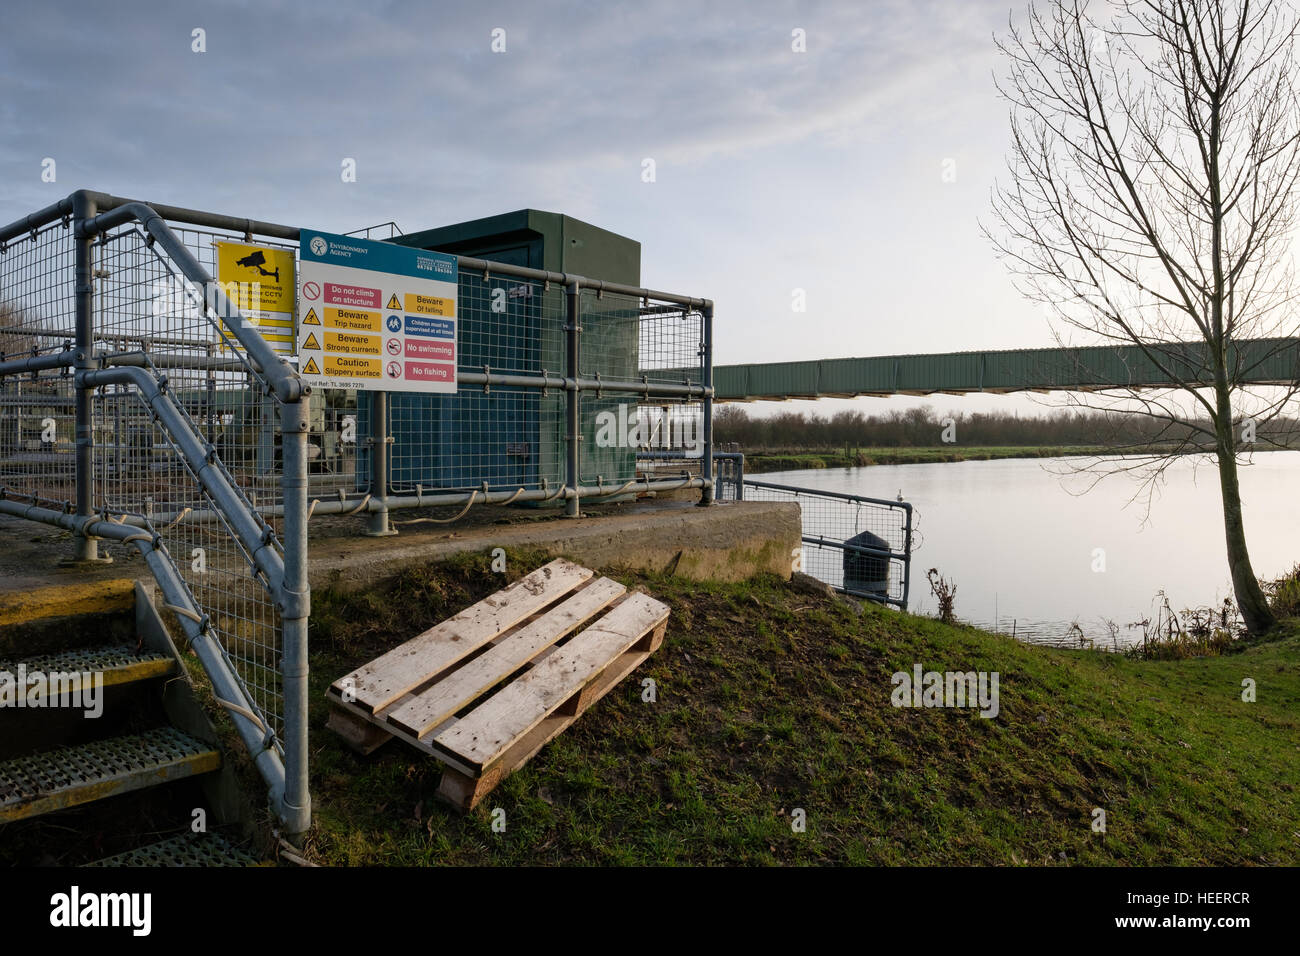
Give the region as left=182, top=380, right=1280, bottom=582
left=712, top=456, right=743, bottom=500
left=362, top=271, right=569, bottom=498
left=358, top=275, right=711, bottom=502
left=0, top=223, right=78, bottom=507
left=581, top=291, right=708, bottom=487
left=740, top=479, right=913, bottom=608
left=87, top=222, right=293, bottom=737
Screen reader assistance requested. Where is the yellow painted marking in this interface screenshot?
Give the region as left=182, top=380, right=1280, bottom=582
left=325, top=307, right=382, bottom=332
left=404, top=292, right=454, bottom=317
left=0, top=579, right=136, bottom=628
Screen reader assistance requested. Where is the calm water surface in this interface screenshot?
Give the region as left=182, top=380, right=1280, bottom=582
left=761, top=452, right=1300, bottom=648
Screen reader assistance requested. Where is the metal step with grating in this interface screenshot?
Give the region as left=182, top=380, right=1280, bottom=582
left=0, top=727, right=220, bottom=823
left=87, top=832, right=263, bottom=867
left=0, top=644, right=173, bottom=693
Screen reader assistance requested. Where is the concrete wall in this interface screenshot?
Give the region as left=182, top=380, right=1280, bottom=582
left=308, top=500, right=801, bottom=593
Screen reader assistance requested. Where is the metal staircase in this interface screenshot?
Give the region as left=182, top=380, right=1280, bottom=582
left=0, top=579, right=263, bottom=865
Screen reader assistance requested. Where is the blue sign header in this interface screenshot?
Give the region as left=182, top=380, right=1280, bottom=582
left=299, top=229, right=457, bottom=284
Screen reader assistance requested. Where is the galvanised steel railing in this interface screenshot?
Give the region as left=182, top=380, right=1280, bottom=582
left=0, top=190, right=310, bottom=836
left=1, top=189, right=718, bottom=837
left=727, top=477, right=913, bottom=609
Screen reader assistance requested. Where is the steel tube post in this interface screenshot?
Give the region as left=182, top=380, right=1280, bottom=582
left=699, top=302, right=715, bottom=505
left=565, top=282, right=582, bottom=518
left=72, top=192, right=99, bottom=561
left=365, top=390, right=396, bottom=535
left=278, top=399, right=312, bottom=838
left=901, top=504, right=913, bottom=611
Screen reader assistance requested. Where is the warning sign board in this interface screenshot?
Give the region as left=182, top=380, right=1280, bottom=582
left=216, top=241, right=297, bottom=356
left=297, top=230, right=457, bottom=392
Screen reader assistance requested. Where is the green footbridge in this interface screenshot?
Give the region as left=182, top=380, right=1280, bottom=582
left=713, top=338, right=1300, bottom=402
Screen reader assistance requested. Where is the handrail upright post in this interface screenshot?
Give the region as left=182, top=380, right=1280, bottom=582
left=365, top=391, right=395, bottom=536
left=278, top=397, right=312, bottom=838
left=72, top=192, right=99, bottom=561
left=699, top=303, right=714, bottom=505
left=901, top=504, right=913, bottom=611
left=565, top=281, right=581, bottom=518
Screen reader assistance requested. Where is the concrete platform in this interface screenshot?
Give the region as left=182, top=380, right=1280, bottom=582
left=0, top=499, right=802, bottom=603
left=308, top=499, right=801, bottom=593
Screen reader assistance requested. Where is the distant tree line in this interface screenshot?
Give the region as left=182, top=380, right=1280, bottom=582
left=713, top=405, right=1300, bottom=450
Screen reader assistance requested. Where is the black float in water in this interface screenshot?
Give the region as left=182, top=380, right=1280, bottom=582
left=843, top=530, right=891, bottom=597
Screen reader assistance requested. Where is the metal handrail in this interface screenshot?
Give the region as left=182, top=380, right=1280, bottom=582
left=0, top=191, right=311, bottom=836
left=742, top=477, right=914, bottom=513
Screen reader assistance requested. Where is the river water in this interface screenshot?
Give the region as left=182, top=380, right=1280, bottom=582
left=759, top=452, right=1300, bottom=648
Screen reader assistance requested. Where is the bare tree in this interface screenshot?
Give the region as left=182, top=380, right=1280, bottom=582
left=0, top=301, right=38, bottom=361
left=988, top=0, right=1300, bottom=634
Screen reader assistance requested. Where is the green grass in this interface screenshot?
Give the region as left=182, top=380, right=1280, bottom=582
left=292, top=551, right=1300, bottom=866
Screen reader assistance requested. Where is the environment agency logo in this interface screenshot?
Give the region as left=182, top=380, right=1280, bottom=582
left=310, top=235, right=328, bottom=256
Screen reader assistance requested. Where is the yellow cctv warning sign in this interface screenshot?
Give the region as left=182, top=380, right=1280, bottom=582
left=216, top=241, right=297, bottom=356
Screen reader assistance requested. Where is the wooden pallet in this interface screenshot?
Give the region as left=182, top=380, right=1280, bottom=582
left=326, top=559, right=669, bottom=811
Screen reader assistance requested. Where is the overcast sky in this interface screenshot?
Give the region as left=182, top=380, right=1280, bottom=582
left=1, top=0, right=1053, bottom=417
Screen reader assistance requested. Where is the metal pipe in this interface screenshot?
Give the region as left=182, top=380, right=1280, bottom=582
left=802, top=533, right=904, bottom=561
left=0, top=496, right=289, bottom=808
left=0, top=190, right=298, bottom=243
left=699, top=303, right=714, bottom=505
left=105, top=351, right=250, bottom=374
left=55, top=476, right=711, bottom=526
left=6, top=191, right=712, bottom=312
left=78, top=201, right=303, bottom=404
left=72, top=192, right=97, bottom=561
left=0, top=196, right=75, bottom=243
left=458, top=369, right=711, bottom=398
left=0, top=350, right=75, bottom=377
left=365, top=390, right=395, bottom=536
left=277, top=400, right=312, bottom=837
left=0, top=324, right=221, bottom=352
left=743, top=477, right=914, bottom=511
left=901, top=505, right=913, bottom=610
left=87, top=192, right=300, bottom=242
left=565, top=282, right=581, bottom=518
left=77, top=365, right=286, bottom=591
left=451, top=257, right=712, bottom=311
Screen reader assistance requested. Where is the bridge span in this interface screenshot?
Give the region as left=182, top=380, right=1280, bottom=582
left=712, top=338, right=1300, bottom=402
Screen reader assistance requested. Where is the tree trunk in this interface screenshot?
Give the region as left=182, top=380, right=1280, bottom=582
left=1214, top=413, right=1275, bottom=635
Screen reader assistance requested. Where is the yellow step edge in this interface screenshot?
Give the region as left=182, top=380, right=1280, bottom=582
left=0, top=579, right=137, bottom=628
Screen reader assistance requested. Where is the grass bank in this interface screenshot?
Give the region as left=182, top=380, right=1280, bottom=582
left=295, top=552, right=1300, bottom=866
